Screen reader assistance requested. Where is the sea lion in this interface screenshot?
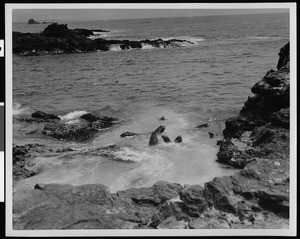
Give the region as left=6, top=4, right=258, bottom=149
left=159, top=116, right=166, bottom=121
left=120, top=132, right=139, bottom=138
left=149, top=132, right=159, bottom=146
left=153, top=125, right=166, bottom=134
left=209, top=132, right=214, bottom=138
left=161, top=135, right=171, bottom=143
left=196, top=123, right=208, bottom=128
left=174, top=135, right=182, bottom=143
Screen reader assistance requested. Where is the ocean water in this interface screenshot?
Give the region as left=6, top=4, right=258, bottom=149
left=12, top=13, right=289, bottom=192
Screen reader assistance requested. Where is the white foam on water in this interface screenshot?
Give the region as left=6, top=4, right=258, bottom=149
left=160, top=36, right=205, bottom=44
left=13, top=103, right=30, bottom=115
left=109, top=45, right=123, bottom=51
left=141, top=43, right=156, bottom=50
left=59, top=110, right=87, bottom=121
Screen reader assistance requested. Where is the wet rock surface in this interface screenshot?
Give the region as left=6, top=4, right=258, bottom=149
left=13, top=43, right=291, bottom=229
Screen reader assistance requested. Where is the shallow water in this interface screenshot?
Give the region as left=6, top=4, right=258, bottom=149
left=12, top=13, right=289, bottom=192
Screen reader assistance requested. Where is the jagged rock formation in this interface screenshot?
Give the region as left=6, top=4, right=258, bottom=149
left=13, top=23, right=195, bottom=56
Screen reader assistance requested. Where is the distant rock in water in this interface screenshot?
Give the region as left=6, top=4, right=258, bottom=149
left=31, top=111, right=60, bottom=121
left=28, top=18, right=40, bottom=24
left=174, top=135, right=182, bottom=143
left=159, top=116, right=166, bottom=121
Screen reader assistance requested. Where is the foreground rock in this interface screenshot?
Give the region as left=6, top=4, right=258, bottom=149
left=13, top=23, right=195, bottom=56
left=13, top=181, right=183, bottom=229
left=13, top=144, right=47, bottom=182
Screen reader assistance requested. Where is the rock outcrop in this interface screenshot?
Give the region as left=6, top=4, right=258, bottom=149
left=27, top=18, right=40, bottom=24
left=223, top=43, right=289, bottom=139
left=13, top=23, right=195, bottom=56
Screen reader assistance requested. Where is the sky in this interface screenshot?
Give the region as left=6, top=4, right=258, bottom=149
left=12, top=8, right=289, bottom=23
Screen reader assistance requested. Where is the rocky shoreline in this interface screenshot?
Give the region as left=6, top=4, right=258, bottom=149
left=13, top=23, right=195, bottom=56
left=12, top=43, right=290, bottom=229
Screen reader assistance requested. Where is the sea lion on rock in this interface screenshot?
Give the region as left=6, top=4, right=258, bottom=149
left=196, top=123, right=208, bottom=128
left=153, top=125, right=166, bottom=134
left=161, top=135, right=171, bottom=143
left=174, top=135, right=182, bottom=143
left=149, top=132, right=159, bottom=146
left=120, top=132, right=139, bottom=138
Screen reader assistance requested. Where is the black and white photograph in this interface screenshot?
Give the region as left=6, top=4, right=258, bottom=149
left=5, top=3, right=296, bottom=237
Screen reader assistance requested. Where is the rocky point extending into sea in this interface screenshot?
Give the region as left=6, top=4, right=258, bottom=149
left=12, top=42, right=290, bottom=229
left=13, top=23, right=195, bottom=56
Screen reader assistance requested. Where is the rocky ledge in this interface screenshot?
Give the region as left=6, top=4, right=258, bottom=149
left=13, top=23, right=195, bottom=56
left=13, top=43, right=290, bottom=229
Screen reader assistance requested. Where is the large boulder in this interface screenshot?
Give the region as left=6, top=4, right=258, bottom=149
left=41, top=23, right=75, bottom=37
left=80, top=112, right=118, bottom=129
left=42, top=122, right=97, bottom=141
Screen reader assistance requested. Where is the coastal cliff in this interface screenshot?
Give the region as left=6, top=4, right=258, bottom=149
left=12, top=43, right=290, bottom=229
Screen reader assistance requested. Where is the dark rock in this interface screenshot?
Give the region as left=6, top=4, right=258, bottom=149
left=13, top=25, right=195, bottom=56
left=277, top=42, right=289, bottom=70
left=161, top=135, right=171, bottom=143
left=41, top=23, right=74, bottom=38
left=174, top=135, right=182, bottom=143
left=208, top=132, right=214, bottom=138
left=42, top=122, right=97, bottom=141
left=28, top=18, right=40, bottom=24
left=120, top=132, right=139, bottom=138
left=271, top=108, right=289, bottom=128
left=13, top=144, right=47, bottom=182
left=80, top=112, right=117, bottom=123
left=179, top=185, right=209, bottom=216
left=31, top=111, right=60, bottom=121
left=149, top=132, right=159, bottom=146
left=72, top=28, right=94, bottom=37
left=152, top=125, right=165, bottom=135
left=217, top=140, right=257, bottom=169
left=117, top=181, right=183, bottom=206
left=159, top=116, right=166, bottom=121
left=196, top=123, right=208, bottom=128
